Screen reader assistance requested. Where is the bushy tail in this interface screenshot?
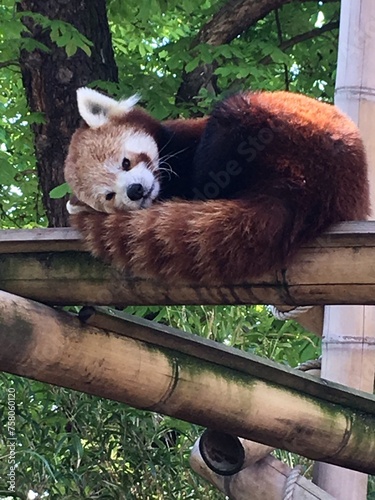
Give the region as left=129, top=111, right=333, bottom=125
left=70, top=196, right=303, bottom=283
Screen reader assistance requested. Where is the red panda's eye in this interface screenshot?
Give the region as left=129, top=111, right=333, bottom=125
left=105, top=192, right=116, bottom=201
left=122, top=157, right=131, bottom=170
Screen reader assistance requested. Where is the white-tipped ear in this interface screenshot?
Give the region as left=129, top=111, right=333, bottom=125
left=117, top=94, right=141, bottom=113
left=77, top=87, right=116, bottom=128
left=76, top=87, right=140, bottom=129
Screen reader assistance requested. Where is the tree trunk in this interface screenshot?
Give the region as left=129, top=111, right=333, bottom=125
left=17, top=0, right=118, bottom=227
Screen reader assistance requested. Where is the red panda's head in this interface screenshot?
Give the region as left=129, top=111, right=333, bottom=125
left=64, top=88, right=160, bottom=213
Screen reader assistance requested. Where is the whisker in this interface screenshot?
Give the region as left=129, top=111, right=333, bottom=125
left=157, top=134, right=189, bottom=158
left=157, top=134, right=175, bottom=156
left=158, top=163, right=178, bottom=180
left=144, top=146, right=189, bottom=181
left=159, top=146, right=189, bottom=163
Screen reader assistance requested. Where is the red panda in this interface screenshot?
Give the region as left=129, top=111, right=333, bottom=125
left=64, top=88, right=369, bottom=283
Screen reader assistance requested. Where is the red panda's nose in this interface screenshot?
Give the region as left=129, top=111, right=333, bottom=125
left=127, top=183, right=144, bottom=201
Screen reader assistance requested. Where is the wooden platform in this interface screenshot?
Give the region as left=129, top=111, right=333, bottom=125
left=0, top=222, right=375, bottom=306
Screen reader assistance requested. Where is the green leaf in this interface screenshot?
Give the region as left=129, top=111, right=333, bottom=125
left=65, top=41, right=77, bottom=57
left=138, top=43, right=146, bottom=57
left=185, top=57, right=200, bottom=73
left=81, top=43, right=92, bottom=56
left=0, top=157, right=16, bottom=184
left=49, top=183, right=72, bottom=199
left=20, top=38, right=51, bottom=53
left=54, top=31, right=72, bottom=48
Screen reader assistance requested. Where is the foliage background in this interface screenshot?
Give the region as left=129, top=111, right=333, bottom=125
left=0, top=0, right=373, bottom=498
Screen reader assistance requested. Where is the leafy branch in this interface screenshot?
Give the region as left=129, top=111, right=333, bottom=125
left=176, top=0, right=339, bottom=103
left=259, top=19, right=339, bottom=64
left=19, top=11, right=93, bottom=56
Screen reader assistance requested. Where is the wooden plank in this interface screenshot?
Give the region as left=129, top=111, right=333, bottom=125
left=0, top=224, right=375, bottom=305
left=0, top=222, right=375, bottom=254
left=0, top=228, right=83, bottom=253
left=1, top=248, right=375, bottom=305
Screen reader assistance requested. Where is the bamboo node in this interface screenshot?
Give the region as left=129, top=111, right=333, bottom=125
left=322, top=336, right=375, bottom=345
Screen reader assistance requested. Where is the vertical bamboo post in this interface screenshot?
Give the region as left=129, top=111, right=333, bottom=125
left=316, top=1, right=375, bottom=498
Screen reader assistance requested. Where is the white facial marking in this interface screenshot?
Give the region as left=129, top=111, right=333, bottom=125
left=66, top=200, right=81, bottom=215
left=66, top=200, right=95, bottom=215
left=113, top=130, right=160, bottom=210
left=122, top=131, right=159, bottom=168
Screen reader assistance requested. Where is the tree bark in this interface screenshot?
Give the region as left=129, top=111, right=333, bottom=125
left=197, top=0, right=293, bottom=46
left=17, top=0, right=118, bottom=227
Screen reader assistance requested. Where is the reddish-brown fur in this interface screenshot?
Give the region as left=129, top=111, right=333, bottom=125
left=68, top=91, right=370, bottom=283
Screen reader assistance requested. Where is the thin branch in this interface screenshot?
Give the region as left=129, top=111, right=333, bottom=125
left=197, top=0, right=293, bottom=46
left=0, top=204, right=22, bottom=229
left=259, top=19, right=339, bottom=64
left=0, top=60, right=19, bottom=70
left=274, top=8, right=289, bottom=90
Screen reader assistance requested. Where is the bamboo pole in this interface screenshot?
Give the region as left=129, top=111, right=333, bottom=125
left=190, top=437, right=335, bottom=500
left=2, top=223, right=375, bottom=307
left=77, top=306, right=373, bottom=412
left=316, top=1, right=375, bottom=498
left=0, top=291, right=374, bottom=474
left=198, top=429, right=274, bottom=474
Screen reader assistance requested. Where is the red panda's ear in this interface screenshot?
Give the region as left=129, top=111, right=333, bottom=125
left=76, top=88, right=140, bottom=129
